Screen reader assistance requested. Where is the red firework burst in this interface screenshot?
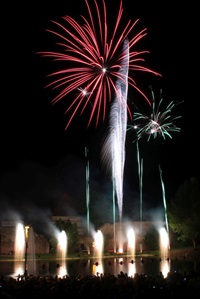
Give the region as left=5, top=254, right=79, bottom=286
left=38, top=0, right=161, bottom=129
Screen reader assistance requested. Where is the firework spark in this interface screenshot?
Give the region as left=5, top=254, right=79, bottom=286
left=129, top=88, right=183, bottom=142
left=38, top=0, right=160, bottom=129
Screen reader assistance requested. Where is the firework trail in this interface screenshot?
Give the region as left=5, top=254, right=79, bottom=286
left=38, top=0, right=160, bottom=129
left=85, top=146, right=90, bottom=233
left=136, top=140, right=143, bottom=240
left=159, top=165, right=169, bottom=236
left=101, top=38, right=129, bottom=252
left=101, top=38, right=129, bottom=223
left=110, top=40, right=129, bottom=222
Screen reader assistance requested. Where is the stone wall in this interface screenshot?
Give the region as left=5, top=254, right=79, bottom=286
left=0, top=220, right=164, bottom=255
left=0, top=222, right=49, bottom=255
left=100, top=220, right=164, bottom=253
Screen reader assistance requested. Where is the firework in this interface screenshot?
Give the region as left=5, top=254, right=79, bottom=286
left=85, top=146, right=90, bottom=234
left=159, top=164, right=169, bottom=236
left=129, top=88, right=183, bottom=142
left=101, top=39, right=129, bottom=222
left=127, top=87, right=183, bottom=250
left=38, top=0, right=160, bottom=129
left=101, top=39, right=129, bottom=252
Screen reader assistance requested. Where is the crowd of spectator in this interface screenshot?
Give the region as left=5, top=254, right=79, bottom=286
left=0, top=269, right=200, bottom=298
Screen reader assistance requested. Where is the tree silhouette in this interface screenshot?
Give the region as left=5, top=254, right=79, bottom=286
left=167, top=177, right=200, bottom=249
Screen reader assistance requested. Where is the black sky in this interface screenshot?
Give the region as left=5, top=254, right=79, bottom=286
left=1, top=0, right=199, bottom=229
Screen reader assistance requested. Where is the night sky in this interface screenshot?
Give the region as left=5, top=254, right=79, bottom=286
left=1, top=0, right=199, bottom=232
